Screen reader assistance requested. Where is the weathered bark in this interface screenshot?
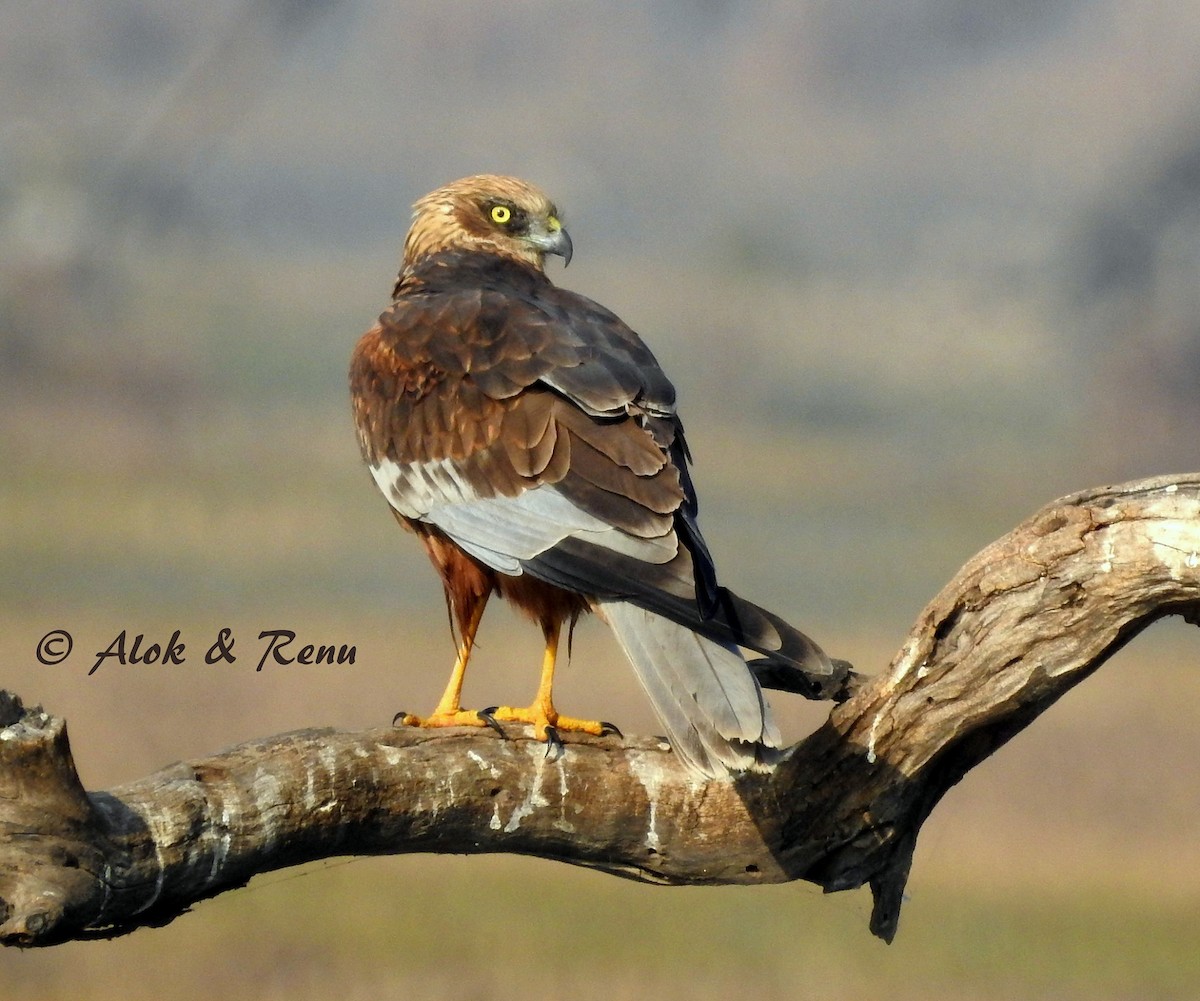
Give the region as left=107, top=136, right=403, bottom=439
left=3, top=473, right=1199, bottom=947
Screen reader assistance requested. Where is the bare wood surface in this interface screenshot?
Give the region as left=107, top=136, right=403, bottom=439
left=3, top=473, right=1199, bottom=947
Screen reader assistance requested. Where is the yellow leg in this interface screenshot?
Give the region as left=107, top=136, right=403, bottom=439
left=489, top=619, right=619, bottom=742
left=398, top=596, right=495, bottom=729
left=529, top=618, right=563, bottom=730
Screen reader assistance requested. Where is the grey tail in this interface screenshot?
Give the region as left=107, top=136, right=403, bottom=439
left=596, top=599, right=782, bottom=779
left=613, top=574, right=843, bottom=700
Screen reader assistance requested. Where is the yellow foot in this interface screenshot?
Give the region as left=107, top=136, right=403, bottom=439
left=393, top=709, right=504, bottom=735
left=484, top=705, right=622, bottom=745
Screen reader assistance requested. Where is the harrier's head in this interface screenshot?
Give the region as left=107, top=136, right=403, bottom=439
left=402, top=174, right=573, bottom=273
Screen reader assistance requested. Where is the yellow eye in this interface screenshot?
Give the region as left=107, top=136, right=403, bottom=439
left=490, top=205, right=512, bottom=225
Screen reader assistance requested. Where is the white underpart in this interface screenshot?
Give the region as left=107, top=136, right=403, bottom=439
left=370, top=456, right=484, bottom=518
left=369, top=457, right=678, bottom=575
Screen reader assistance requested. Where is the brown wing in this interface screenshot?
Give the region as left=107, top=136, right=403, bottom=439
left=351, top=252, right=685, bottom=566
left=350, top=251, right=831, bottom=677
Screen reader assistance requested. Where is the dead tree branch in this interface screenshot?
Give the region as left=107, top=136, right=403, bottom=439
left=3, top=473, right=1199, bottom=947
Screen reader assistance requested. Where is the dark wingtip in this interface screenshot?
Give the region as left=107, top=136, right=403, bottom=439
left=747, top=656, right=859, bottom=702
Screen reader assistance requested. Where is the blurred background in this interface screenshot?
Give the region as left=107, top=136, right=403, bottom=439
left=3, top=1, right=1200, bottom=997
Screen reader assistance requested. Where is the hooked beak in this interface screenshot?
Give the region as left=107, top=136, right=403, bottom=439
left=530, top=216, right=573, bottom=267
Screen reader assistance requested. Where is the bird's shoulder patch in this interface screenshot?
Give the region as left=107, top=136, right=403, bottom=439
left=351, top=321, right=503, bottom=468
left=352, top=324, right=445, bottom=399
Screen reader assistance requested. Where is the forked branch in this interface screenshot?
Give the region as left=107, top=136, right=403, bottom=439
left=3, top=474, right=1199, bottom=947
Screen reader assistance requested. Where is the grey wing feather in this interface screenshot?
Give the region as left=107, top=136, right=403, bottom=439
left=424, top=489, right=679, bottom=567
left=524, top=537, right=835, bottom=679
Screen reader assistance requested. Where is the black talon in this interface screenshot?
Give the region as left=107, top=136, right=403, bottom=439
left=544, top=725, right=564, bottom=758
left=599, top=721, right=623, bottom=738
left=391, top=711, right=409, bottom=727
left=478, top=707, right=506, bottom=737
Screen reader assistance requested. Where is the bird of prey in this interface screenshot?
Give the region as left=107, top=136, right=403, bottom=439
left=350, top=174, right=837, bottom=777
